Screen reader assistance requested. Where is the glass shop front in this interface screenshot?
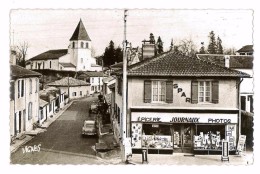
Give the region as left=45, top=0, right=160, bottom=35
left=130, top=112, right=238, bottom=154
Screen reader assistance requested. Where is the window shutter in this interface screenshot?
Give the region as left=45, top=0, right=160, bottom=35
left=21, top=80, right=24, bottom=97
left=10, top=81, right=14, bottom=100
left=144, top=80, right=151, bottom=103
left=212, top=81, right=219, bottom=104
left=166, top=81, right=173, bottom=103
left=18, top=80, right=20, bottom=98
left=191, top=81, right=198, bottom=104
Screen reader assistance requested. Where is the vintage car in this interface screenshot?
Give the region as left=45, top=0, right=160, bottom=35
left=82, top=120, right=97, bottom=136
left=89, top=101, right=99, bottom=114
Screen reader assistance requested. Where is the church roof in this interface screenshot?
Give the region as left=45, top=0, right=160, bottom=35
left=29, top=49, right=68, bottom=61
left=70, top=19, right=91, bottom=41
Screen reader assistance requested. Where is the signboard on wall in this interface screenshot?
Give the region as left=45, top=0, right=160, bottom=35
left=131, top=112, right=238, bottom=124
left=237, top=135, right=246, bottom=152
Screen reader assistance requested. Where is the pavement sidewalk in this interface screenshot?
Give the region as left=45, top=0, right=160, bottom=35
left=128, top=151, right=254, bottom=165
left=10, top=100, right=74, bottom=154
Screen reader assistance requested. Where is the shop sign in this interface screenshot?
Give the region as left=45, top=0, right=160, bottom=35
left=132, top=112, right=238, bottom=124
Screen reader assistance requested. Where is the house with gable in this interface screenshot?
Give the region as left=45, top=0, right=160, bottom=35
left=112, top=51, right=250, bottom=155
left=10, top=65, right=42, bottom=139
left=46, top=77, right=90, bottom=99
left=78, top=71, right=107, bottom=95
left=26, top=19, right=102, bottom=72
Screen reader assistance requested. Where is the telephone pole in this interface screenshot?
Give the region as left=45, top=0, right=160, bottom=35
left=122, top=9, right=128, bottom=162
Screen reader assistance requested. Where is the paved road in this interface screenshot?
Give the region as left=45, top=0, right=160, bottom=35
left=10, top=96, right=109, bottom=164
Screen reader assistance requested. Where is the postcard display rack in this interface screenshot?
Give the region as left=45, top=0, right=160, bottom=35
left=193, top=125, right=236, bottom=151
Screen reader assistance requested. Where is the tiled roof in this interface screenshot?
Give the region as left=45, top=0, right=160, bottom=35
left=197, top=54, right=253, bottom=69
left=59, top=62, right=76, bottom=67
left=117, top=51, right=250, bottom=78
left=237, top=45, right=253, bottom=53
left=79, top=71, right=107, bottom=78
left=39, top=99, right=48, bottom=107
left=11, top=65, right=42, bottom=78
left=47, top=77, right=90, bottom=87
left=102, top=76, right=115, bottom=83
left=110, top=62, right=123, bottom=68
left=30, top=49, right=68, bottom=61
left=70, top=19, right=91, bottom=41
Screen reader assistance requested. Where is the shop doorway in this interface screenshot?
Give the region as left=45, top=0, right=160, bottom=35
left=173, top=124, right=194, bottom=153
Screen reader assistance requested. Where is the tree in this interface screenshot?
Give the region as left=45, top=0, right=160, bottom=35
left=178, top=38, right=197, bottom=56
left=16, top=41, right=29, bottom=67
left=114, top=46, right=123, bottom=63
left=102, top=41, right=123, bottom=67
left=216, top=36, right=223, bottom=54
left=207, top=31, right=217, bottom=54
left=103, top=40, right=115, bottom=66
left=224, top=47, right=236, bottom=55
left=157, top=36, right=164, bottom=54
left=199, top=42, right=206, bottom=54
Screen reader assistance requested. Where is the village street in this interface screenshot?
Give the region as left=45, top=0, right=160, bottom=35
left=10, top=97, right=109, bottom=164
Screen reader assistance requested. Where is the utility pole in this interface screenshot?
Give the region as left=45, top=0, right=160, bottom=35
left=122, top=9, right=128, bottom=162
left=67, top=74, right=70, bottom=101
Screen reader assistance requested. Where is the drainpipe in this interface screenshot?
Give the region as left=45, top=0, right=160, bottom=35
left=237, top=78, right=243, bottom=138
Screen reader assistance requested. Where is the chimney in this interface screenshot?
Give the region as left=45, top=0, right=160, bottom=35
left=224, top=55, right=230, bottom=68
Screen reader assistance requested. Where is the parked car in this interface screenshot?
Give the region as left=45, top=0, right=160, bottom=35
left=82, top=120, right=97, bottom=136
left=89, top=101, right=99, bottom=114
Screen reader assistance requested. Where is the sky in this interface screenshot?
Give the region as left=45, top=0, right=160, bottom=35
left=10, top=9, right=253, bottom=59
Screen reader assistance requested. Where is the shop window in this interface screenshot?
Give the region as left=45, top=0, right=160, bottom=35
left=144, top=80, right=173, bottom=103
left=142, top=124, right=172, bottom=149
left=191, top=81, right=219, bottom=104
left=194, top=124, right=225, bottom=150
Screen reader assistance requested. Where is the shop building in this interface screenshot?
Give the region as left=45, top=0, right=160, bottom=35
left=114, top=51, right=250, bottom=154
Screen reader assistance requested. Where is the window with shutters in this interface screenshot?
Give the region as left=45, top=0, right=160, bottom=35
left=18, top=80, right=24, bottom=98
left=144, top=80, right=173, bottom=103
left=152, top=81, right=166, bottom=102
left=198, top=81, right=212, bottom=102
left=192, top=80, right=219, bottom=104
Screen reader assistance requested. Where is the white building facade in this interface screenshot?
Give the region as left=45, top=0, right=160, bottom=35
left=10, top=65, right=41, bottom=138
